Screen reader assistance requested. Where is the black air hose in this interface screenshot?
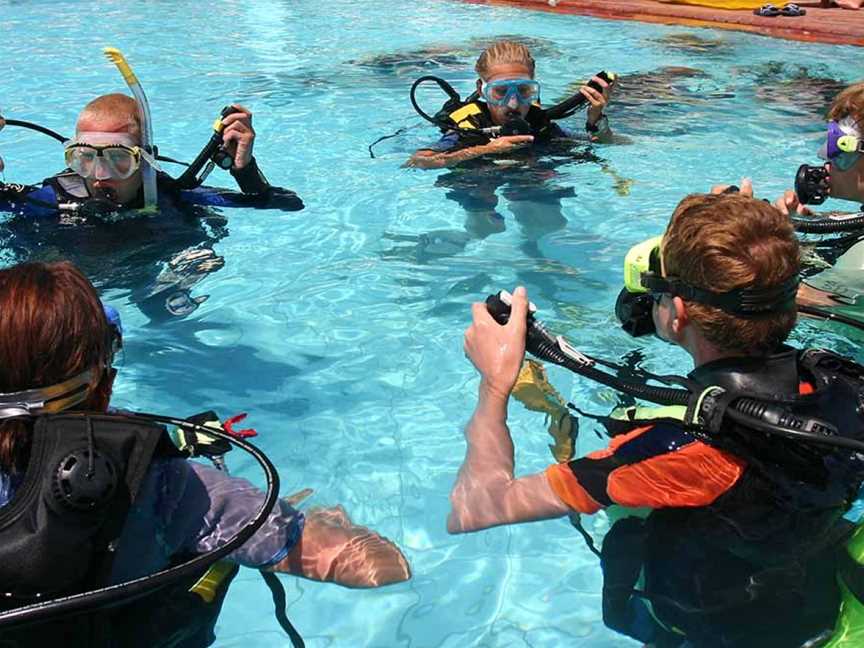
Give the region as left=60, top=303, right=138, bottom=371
left=792, top=215, right=864, bottom=234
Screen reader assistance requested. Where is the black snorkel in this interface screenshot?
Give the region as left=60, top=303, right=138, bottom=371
left=486, top=290, right=864, bottom=454
left=543, top=71, right=615, bottom=121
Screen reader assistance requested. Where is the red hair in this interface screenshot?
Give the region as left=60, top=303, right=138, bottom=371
left=0, top=262, right=114, bottom=473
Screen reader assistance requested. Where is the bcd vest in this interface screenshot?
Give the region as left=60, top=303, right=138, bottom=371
left=0, top=413, right=237, bottom=648
left=444, top=101, right=558, bottom=146
left=601, top=348, right=864, bottom=647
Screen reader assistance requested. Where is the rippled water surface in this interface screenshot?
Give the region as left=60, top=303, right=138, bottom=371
left=1, top=0, right=861, bottom=645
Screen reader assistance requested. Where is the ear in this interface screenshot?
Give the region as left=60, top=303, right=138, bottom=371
left=670, top=296, right=689, bottom=337
left=476, top=78, right=483, bottom=94
left=88, top=368, right=116, bottom=412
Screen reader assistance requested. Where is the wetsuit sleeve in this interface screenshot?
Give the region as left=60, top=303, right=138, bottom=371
left=545, top=423, right=746, bottom=514
left=0, top=181, right=59, bottom=217
left=418, top=131, right=461, bottom=153
left=176, top=182, right=304, bottom=211
left=154, top=459, right=305, bottom=568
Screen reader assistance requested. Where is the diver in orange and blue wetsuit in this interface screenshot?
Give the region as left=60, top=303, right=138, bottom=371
left=449, top=191, right=864, bottom=647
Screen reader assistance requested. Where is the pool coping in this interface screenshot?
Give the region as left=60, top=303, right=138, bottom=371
left=458, top=0, right=864, bottom=47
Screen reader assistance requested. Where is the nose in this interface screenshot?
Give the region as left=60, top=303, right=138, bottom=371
left=93, top=157, right=113, bottom=181
left=506, top=94, right=520, bottom=109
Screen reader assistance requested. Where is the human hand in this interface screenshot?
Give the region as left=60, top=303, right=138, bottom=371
left=710, top=177, right=754, bottom=196
left=484, top=135, right=534, bottom=154
left=582, top=75, right=614, bottom=126
left=773, top=189, right=814, bottom=216
left=464, top=286, right=528, bottom=404
left=221, top=104, right=255, bottom=169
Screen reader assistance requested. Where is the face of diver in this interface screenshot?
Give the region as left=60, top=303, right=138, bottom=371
left=827, top=155, right=864, bottom=203
left=74, top=115, right=143, bottom=206
left=650, top=245, right=683, bottom=347
left=477, top=63, right=535, bottom=127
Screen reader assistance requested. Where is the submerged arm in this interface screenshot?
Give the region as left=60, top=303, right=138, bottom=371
left=405, top=135, right=535, bottom=170
left=268, top=506, right=411, bottom=588
left=447, top=385, right=570, bottom=533
left=448, top=287, right=570, bottom=534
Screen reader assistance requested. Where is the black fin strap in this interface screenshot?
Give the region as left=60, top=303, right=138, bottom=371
left=260, top=570, right=305, bottom=648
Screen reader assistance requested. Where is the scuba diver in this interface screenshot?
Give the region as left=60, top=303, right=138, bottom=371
left=0, top=49, right=302, bottom=319
left=403, top=40, right=615, bottom=242
left=450, top=191, right=864, bottom=647
left=0, top=260, right=410, bottom=647
left=0, top=95, right=302, bottom=217
left=770, top=81, right=864, bottom=310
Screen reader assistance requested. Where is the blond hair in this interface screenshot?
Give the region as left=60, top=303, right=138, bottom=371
left=475, top=41, right=535, bottom=80
left=76, top=93, right=142, bottom=141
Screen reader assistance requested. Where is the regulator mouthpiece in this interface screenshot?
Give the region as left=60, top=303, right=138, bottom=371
left=615, top=288, right=656, bottom=337
left=795, top=164, right=830, bottom=205
left=500, top=117, right=533, bottom=137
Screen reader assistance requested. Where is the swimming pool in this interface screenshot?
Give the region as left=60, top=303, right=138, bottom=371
left=1, top=0, right=862, bottom=645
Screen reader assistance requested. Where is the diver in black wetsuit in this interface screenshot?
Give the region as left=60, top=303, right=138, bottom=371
left=405, top=40, right=614, bottom=241
left=0, top=92, right=302, bottom=319
left=0, top=95, right=302, bottom=218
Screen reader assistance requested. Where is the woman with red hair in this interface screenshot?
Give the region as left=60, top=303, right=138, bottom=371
left=0, top=261, right=410, bottom=647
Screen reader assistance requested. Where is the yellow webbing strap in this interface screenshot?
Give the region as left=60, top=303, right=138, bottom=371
left=189, top=560, right=236, bottom=603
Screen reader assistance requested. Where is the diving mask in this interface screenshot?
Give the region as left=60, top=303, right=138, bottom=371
left=819, top=117, right=864, bottom=172
left=481, top=78, right=541, bottom=107
left=0, top=302, right=122, bottom=420
left=64, top=132, right=159, bottom=181
left=616, top=236, right=800, bottom=337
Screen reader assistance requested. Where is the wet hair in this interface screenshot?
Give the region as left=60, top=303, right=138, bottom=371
left=827, top=81, right=864, bottom=128
left=0, top=262, right=114, bottom=473
left=475, top=40, right=535, bottom=80
left=76, top=93, right=142, bottom=141
left=662, top=193, right=799, bottom=357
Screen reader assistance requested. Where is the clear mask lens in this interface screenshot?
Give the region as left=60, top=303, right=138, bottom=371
left=832, top=151, right=861, bottom=172
left=64, top=144, right=140, bottom=180
left=483, top=79, right=540, bottom=107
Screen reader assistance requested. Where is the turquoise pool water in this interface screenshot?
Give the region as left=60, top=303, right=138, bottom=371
left=1, top=0, right=862, bottom=645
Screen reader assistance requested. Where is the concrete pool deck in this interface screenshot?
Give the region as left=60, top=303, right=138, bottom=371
left=461, top=0, right=864, bottom=47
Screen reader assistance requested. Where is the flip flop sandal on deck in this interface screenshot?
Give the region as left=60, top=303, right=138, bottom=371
left=780, top=3, right=807, bottom=15
left=754, top=4, right=781, bottom=15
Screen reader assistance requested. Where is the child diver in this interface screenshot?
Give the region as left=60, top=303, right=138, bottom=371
left=404, top=40, right=615, bottom=242
left=451, top=191, right=864, bottom=647
left=406, top=40, right=614, bottom=170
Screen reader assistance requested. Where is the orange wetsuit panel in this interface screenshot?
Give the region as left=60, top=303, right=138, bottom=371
left=546, top=423, right=745, bottom=513
left=606, top=441, right=745, bottom=508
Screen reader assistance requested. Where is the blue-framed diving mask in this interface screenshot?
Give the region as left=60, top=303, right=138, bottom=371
left=481, top=78, right=541, bottom=107
left=615, top=236, right=800, bottom=337
left=819, top=117, right=864, bottom=172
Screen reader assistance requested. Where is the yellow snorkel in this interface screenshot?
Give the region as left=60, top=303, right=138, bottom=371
left=103, top=47, right=158, bottom=211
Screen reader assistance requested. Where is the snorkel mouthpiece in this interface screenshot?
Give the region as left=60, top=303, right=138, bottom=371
left=795, top=164, right=830, bottom=205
